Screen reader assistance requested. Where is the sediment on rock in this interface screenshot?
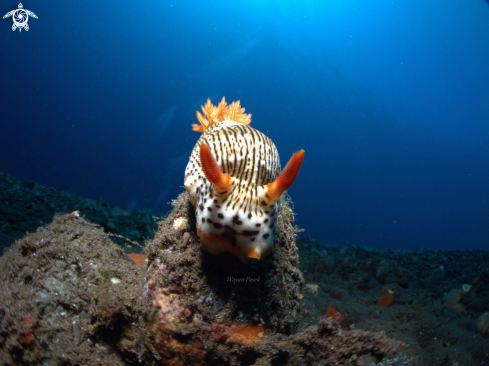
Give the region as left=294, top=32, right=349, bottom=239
left=144, top=192, right=304, bottom=335
left=142, top=192, right=410, bottom=365
left=0, top=212, right=151, bottom=365
left=0, top=193, right=411, bottom=366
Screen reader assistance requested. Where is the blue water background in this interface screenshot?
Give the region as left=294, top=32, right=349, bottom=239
left=1, top=0, right=488, bottom=251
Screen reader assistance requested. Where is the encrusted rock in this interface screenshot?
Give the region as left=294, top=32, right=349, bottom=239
left=144, top=192, right=304, bottom=335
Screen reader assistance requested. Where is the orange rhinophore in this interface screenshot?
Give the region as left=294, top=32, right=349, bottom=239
left=127, top=253, right=148, bottom=266
left=325, top=306, right=345, bottom=323
left=199, top=143, right=232, bottom=193
left=376, top=291, right=395, bottom=307
left=266, top=150, right=305, bottom=203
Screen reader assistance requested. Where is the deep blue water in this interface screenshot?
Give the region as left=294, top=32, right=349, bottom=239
left=1, top=0, right=488, bottom=251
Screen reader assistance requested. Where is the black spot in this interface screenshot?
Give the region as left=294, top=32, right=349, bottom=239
left=264, top=218, right=269, bottom=224
left=261, top=201, right=267, bottom=206
left=216, top=205, right=221, bottom=208
left=251, top=238, right=255, bottom=241
left=199, top=204, right=204, bottom=211
left=201, top=218, right=205, bottom=223
left=232, top=215, right=243, bottom=225
left=213, top=223, right=223, bottom=229
left=265, top=211, right=269, bottom=214
left=247, top=213, right=252, bottom=219
left=223, top=225, right=237, bottom=235
left=243, top=230, right=259, bottom=237
left=207, top=218, right=213, bottom=223
left=222, top=225, right=237, bottom=246
left=214, top=199, right=218, bottom=203
left=218, top=213, right=224, bottom=219
left=269, top=222, right=275, bottom=229
left=262, top=233, right=270, bottom=239
left=207, top=207, right=212, bottom=212
left=255, top=223, right=261, bottom=227
left=224, top=225, right=238, bottom=235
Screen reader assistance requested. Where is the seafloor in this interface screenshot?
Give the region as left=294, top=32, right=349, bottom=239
left=0, top=172, right=488, bottom=365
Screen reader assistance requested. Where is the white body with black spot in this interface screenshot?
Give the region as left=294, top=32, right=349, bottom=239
left=185, top=120, right=281, bottom=262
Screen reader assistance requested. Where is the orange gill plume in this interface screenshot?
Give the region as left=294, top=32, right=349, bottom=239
left=192, top=97, right=251, bottom=132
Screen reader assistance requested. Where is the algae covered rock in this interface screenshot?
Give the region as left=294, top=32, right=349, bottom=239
left=0, top=212, right=150, bottom=365
left=141, top=192, right=410, bottom=365
left=143, top=192, right=304, bottom=336
left=0, top=192, right=410, bottom=366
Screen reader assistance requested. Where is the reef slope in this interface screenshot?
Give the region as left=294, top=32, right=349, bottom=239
left=0, top=192, right=410, bottom=365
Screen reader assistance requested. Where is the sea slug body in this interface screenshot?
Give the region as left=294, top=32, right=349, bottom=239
left=184, top=97, right=304, bottom=263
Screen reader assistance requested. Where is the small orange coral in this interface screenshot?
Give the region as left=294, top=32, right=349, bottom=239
left=325, top=306, right=345, bottom=323
left=229, top=324, right=265, bottom=345
left=376, top=291, right=395, bottom=307
left=208, top=323, right=266, bottom=345
left=127, top=253, right=148, bottom=266
left=193, top=97, right=252, bottom=132
left=19, top=314, right=37, bottom=345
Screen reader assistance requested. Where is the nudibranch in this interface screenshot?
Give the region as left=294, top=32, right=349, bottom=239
left=184, top=97, right=304, bottom=263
